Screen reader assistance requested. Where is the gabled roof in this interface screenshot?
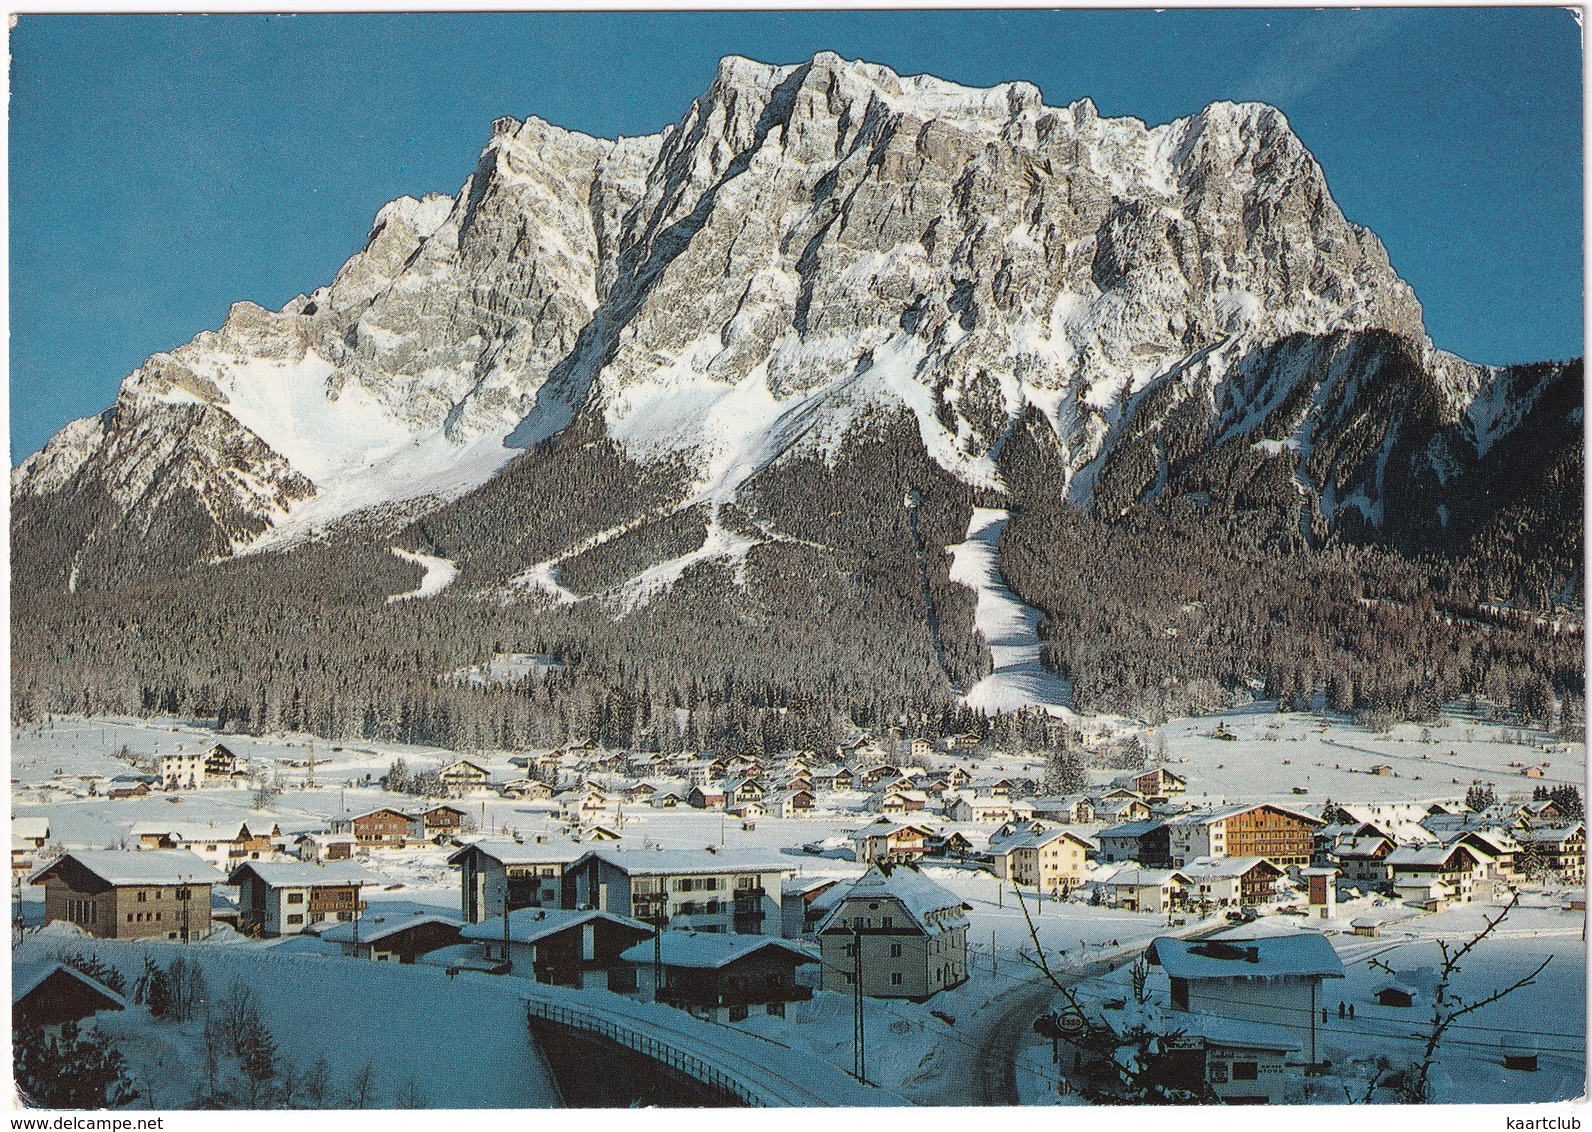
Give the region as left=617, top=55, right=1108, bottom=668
left=227, top=861, right=374, bottom=887
left=461, top=907, right=650, bottom=945
left=1386, top=844, right=1479, bottom=869
left=992, top=828, right=1095, bottom=854
left=1334, top=835, right=1393, bottom=858
left=446, top=837, right=586, bottom=867
left=618, top=931, right=817, bottom=970
left=1148, top=934, right=1345, bottom=980
left=320, top=912, right=461, bottom=945
left=573, top=847, right=791, bottom=876
left=1179, top=856, right=1282, bottom=879
left=1098, top=819, right=1165, bottom=839
left=32, top=850, right=225, bottom=887
left=1098, top=867, right=1189, bottom=887
left=13, top=961, right=129, bottom=1010
left=1167, top=803, right=1322, bottom=828
left=852, top=818, right=936, bottom=840
left=13, top=817, right=49, bottom=840
left=815, top=863, right=970, bottom=936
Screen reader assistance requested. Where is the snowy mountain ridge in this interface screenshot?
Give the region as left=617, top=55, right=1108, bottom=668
left=12, top=51, right=1575, bottom=595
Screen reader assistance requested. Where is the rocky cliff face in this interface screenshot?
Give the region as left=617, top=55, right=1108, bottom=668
left=12, top=52, right=1579, bottom=602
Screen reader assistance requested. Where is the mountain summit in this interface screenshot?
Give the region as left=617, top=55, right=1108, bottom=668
left=13, top=55, right=1580, bottom=735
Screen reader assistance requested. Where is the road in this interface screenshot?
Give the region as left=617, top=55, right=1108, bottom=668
left=912, top=921, right=1230, bottom=1106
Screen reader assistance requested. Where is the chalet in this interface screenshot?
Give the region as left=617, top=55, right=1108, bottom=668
left=810, top=766, right=855, bottom=792
left=500, top=779, right=554, bottom=801
left=687, top=785, right=727, bottom=810
left=949, top=732, right=982, bottom=751
left=448, top=838, right=586, bottom=922
left=1097, top=820, right=1171, bottom=866
left=649, top=789, right=685, bottom=809
left=565, top=848, right=792, bottom=935
left=1166, top=804, right=1320, bottom=868
left=13, top=962, right=128, bottom=1032
left=989, top=829, right=1094, bottom=896
left=726, top=800, right=767, bottom=820
left=1387, top=843, right=1482, bottom=908
left=725, top=778, right=768, bottom=805
left=337, top=808, right=414, bottom=846
left=1030, top=796, right=1096, bottom=824
left=1093, top=795, right=1154, bottom=824
left=851, top=819, right=935, bottom=864
left=32, top=850, right=224, bottom=941
left=14, top=817, right=49, bottom=851
left=622, top=932, right=817, bottom=1021
left=1515, top=824, right=1586, bottom=883
left=437, top=760, right=494, bottom=794
left=322, top=912, right=463, bottom=963
left=229, top=861, right=370, bottom=937
left=1329, top=834, right=1395, bottom=887
left=945, top=795, right=1032, bottom=824
left=156, top=743, right=242, bottom=790
left=622, top=781, right=659, bottom=802
left=1094, top=868, right=1190, bottom=914
left=910, top=738, right=935, bottom=761
left=766, top=790, right=816, bottom=818
left=132, top=820, right=282, bottom=870
left=557, top=789, right=619, bottom=822
left=1179, top=857, right=1283, bottom=909
left=780, top=876, right=840, bottom=938
left=1369, top=765, right=1393, bottom=777
left=1148, top=934, right=1345, bottom=1063
left=106, top=781, right=152, bottom=800
left=1451, top=829, right=1519, bottom=883
left=923, top=830, right=979, bottom=860
left=293, top=833, right=355, bottom=863
left=463, top=907, right=652, bottom=989
left=1115, top=768, right=1189, bottom=797
left=815, top=863, right=970, bottom=1000
left=413, top=805, right=469, bottom=841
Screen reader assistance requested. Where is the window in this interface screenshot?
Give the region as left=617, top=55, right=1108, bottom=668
left=1231, top=1061, right=1259, bottom=1081
left=136, top=890, right=147, bottom=903
left=890, top=973, right=903, bottom=986
left=729, top=1004, right=749, bottom=1022
left=889, top=943, right=903, bottom=958
left=287, top=914, right=304, bottom=925
left=882, top=916, right=894, bottom=929
left=286, top=892, right=305, bottom=904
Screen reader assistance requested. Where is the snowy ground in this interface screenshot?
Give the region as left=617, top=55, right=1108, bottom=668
left=948, top=507, right=1076, bottom=718
left=385, top=548, right=458, bottom=601
left=1144, top=702, right=1584, bottom=806
left=1066, top=895, right=1586, bottom=1105
left=14, top=936, right=560, bottom=1108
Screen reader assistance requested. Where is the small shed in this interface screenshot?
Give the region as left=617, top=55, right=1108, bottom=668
left=1373, top=982, right=1417, bottom=1008
left=13, top=962, right=128, bottom=1029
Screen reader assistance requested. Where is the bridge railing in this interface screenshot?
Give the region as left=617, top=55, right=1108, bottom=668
left=525, top=997, right=772, bottom=1105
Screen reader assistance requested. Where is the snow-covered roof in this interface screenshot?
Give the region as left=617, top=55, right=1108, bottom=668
left=1098, top=819, right=1164, bottom=839
left=445, top=837, right=586, bottom=867
left=815, top=864, right=970, bottom=936
left=13, top=817, right=49, bottom=840
left=577, top=847, right=792, bottom=876
left=1167, top=802, right=1321, bottom=828
left=1334, top=835, right=1392, bottom=858
left=1175, top=1010, right=1301, bottom=1052
left=1098, top=867, right=1188, bottom=888
left=460, top=907, right=650, bottom=945
left=321, top=912, right=461, bottom=945
left=1179, top=856, right=1280, bottom=879
left=1386, top=844, right=1477, bottom=869
left=618, top=931, right=818, bottom=970
left=851, top=818, right=935, bottom=839
left=1516, top=824, right=1584, bottom=845
left=992, top=828, right=1094, bottom=854
left=1149, top=935, right=1345, bottom=980
left=227, top=861, right=374, bottom=887
left=33, top=850, right=225, bottom=886
left=12, top=961, right=129, bottom=1010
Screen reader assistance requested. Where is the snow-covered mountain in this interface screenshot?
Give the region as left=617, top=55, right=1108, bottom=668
left=13, top=52, right=1579, bottom=599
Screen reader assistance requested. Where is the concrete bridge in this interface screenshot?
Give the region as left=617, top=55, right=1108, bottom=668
left=520, top=983, right=906, bottom=1106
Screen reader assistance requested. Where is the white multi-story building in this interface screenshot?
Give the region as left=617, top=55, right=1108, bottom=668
left=565, top=848, right=791, bottom=935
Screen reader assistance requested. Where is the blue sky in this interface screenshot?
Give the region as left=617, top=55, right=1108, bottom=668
left=10, top=9, right=1584, bottom=462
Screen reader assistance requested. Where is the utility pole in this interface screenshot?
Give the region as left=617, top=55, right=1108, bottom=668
left=652, top=914, right=664, bottom=1002
left=501, top=873, right=513, bottom=971
left=852, top=925, right=866, bottom=1083
left=991, top=929, right=998, bottom=975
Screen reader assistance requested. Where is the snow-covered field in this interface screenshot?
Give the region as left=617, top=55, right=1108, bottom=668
left=1148, top=702, right=1583, bottom=806
left=15, top=937, right=560, bottom=1108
